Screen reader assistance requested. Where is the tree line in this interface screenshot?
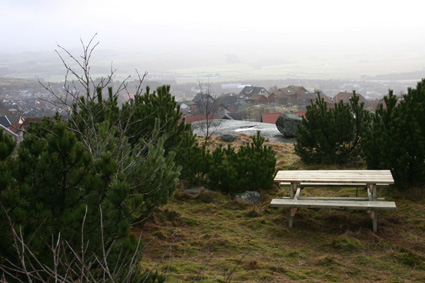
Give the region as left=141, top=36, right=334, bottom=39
left=295, top=79, right=425, bottom=188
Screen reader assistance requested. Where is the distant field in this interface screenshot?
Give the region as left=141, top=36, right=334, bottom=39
left=2, top=49, right=425, bottom=83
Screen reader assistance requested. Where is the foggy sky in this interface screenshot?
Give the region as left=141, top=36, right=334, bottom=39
left=1, top=0, right=425, bottom=79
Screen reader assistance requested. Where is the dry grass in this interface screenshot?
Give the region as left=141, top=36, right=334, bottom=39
left=199, top=134, right=300, bottom=170
left=135, top=136, right=425, bottom=282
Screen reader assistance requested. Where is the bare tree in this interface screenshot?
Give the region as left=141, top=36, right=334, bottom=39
left=32, top=35, right=189, bottom=234
left=39, top=34, right=177, bottom=188
left=195, top=81, right=221, bottom=146
left=0, top=204, right=165, bottom=282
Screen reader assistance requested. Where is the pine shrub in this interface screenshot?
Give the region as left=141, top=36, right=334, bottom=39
left=207, top=132, right=276, bottom=194
left=295, top=93, right=370, bottom=164
left=362, top=80, right=425, bottom=187
left=122, top=85, right=192, bottom=154
left=174, top=132, right=210, bottom=185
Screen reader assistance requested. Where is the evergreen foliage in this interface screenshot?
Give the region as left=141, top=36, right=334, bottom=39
left=295, top=93, right=370, bottom=164
left=207, top=132, right=276, bottom=193
left=238, top=132, right=277, bottom=190
left=68, top=83, right=187, bottom=215
left=362, top=80, right=425, bottom=187
left=126, top=138, right=181, bottom=222
left=174, top=132, right=210, bottom=185
left=1, top=85, right=184, bottom=280
left=0, top=118, right=140, bottom=273
left=120, top=84, right=196, bottom=186
left=0, top=40, right=183, bottom=280
left=122, top=85, right=192, bottom=154
left=0, top=131, right=19, bottom=264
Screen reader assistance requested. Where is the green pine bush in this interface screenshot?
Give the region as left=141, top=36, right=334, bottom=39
left=174, top=132, right=210, bottom=185
left=207, top=132, right=276, bottom=194
left=295, top=92, right=370, bottom=164
left=362, top=80, right=425, bottom=187
left=122, top=85, right=192, bottom=154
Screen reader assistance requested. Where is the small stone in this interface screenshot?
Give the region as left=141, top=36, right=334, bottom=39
left=221, top=133, right=239, bottom=142
left=235, top=191, right=261, bottom=204
left=184, top=187, right=209, bottom=194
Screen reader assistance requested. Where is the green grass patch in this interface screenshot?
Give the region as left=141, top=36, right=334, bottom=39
left=138, top=143, right=425, bottom=282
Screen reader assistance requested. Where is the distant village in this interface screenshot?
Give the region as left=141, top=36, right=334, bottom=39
left=0, top=79, right=406, bottom=142
left=0, top=81, right=66, bottom=142
left=178, top=84, right=383, bottom=125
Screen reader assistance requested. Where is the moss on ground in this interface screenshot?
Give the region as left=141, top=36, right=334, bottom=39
left=137, top=141, right=425, bottom=282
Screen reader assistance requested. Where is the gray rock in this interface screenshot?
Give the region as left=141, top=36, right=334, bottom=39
left=184, top=187, right=210, bottom=194
left=235, top=191, right=261, bottom=204
left=275, top=111, right=302, bottom=138
left=191, top=119, right=294, bottom=143
left=220, top=133, right=239, bottom=142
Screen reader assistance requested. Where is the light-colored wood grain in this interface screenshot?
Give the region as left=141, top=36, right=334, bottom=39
left=279, top=182, right=390, bottom=187
left=270, top=199, right=396, bottom=210
left=281, top=197, right=385, bottom=201
left=274, top=170, right=394, bottom=184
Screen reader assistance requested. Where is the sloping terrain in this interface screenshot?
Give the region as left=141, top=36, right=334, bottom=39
left=137, top=138, right=425, bottom=282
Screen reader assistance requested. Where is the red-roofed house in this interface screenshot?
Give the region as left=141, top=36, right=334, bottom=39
left=250, top=94, right=269, bottom=104
left=261, top=112, right=281, bottom=124
left=9, top=123, right=21, bottom=134
left=269, top=86, right=308, bottom=104
left=295, top=111, right=306, bottom=118
left=261, top=112, right=306, bottom=124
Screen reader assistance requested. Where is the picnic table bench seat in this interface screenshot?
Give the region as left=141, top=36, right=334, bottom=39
left=279, top=182, right=390, bottom=187
left=271, top=198, right=396, bottom=210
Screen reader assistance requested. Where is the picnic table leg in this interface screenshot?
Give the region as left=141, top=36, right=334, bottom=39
left=370, top=184, right=377, bottom=201
left=367, top=184, right=377, bottom=201
left=290, top=182, right=298, bottom=198
left=288, top=182, right=299, bottom=228
left=369, top=184, right=378, bottom=232
left=371, top=210, right=377, bottom=232
left=289, top=208, right=297, bottom=228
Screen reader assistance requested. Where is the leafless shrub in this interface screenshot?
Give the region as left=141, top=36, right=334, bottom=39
left=0, top=205, right=160, bottom=283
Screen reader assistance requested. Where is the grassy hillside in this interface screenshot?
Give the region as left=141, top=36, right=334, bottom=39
left=137, top=135, right=425, bottom=282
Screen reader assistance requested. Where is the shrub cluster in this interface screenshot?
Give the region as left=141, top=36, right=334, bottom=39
left=0, top=83, right=189, bottom=280
left=179, top=132, right=277, bottom=194
left=362, top=80, right=425, bottom=187
left=295, top=80, right=425, bottom=188
left=295, top=92, right=370, bottom=164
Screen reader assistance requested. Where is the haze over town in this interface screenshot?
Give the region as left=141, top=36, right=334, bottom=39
left=2, top=0, right=425, bottom=83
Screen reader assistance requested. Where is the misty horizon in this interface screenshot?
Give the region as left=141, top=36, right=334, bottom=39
left=2, top=0, right=425, bottom=81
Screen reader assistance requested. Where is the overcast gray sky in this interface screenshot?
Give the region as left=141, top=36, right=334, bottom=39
left=2, top=0, right=424, bottom=51
left=1, top=0, right=425, bottom=79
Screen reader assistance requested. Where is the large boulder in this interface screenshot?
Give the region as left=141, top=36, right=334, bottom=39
left=275, top=111, right=302, bottom=138
left=221, top=133, right=239, bottom=142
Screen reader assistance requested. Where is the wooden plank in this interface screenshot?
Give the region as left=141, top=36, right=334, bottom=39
left=279, top=182, right=390, bottom=187
left=281, top=197, right=385, bottom=201
left=275, top=174, right=394, bottom=183
left=300, top=182, right=367, bottom=187
left=275, top=170, right=393, bottom=179
left=270, top=199, right=396, bottom=210
left=274, top=170, right=394, bottom=184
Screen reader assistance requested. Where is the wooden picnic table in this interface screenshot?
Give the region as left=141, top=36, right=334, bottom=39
left=271, top=170, right=396, bottom=232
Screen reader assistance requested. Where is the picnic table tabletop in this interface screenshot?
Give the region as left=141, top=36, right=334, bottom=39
left=274, top=170, right=394, bottom=184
